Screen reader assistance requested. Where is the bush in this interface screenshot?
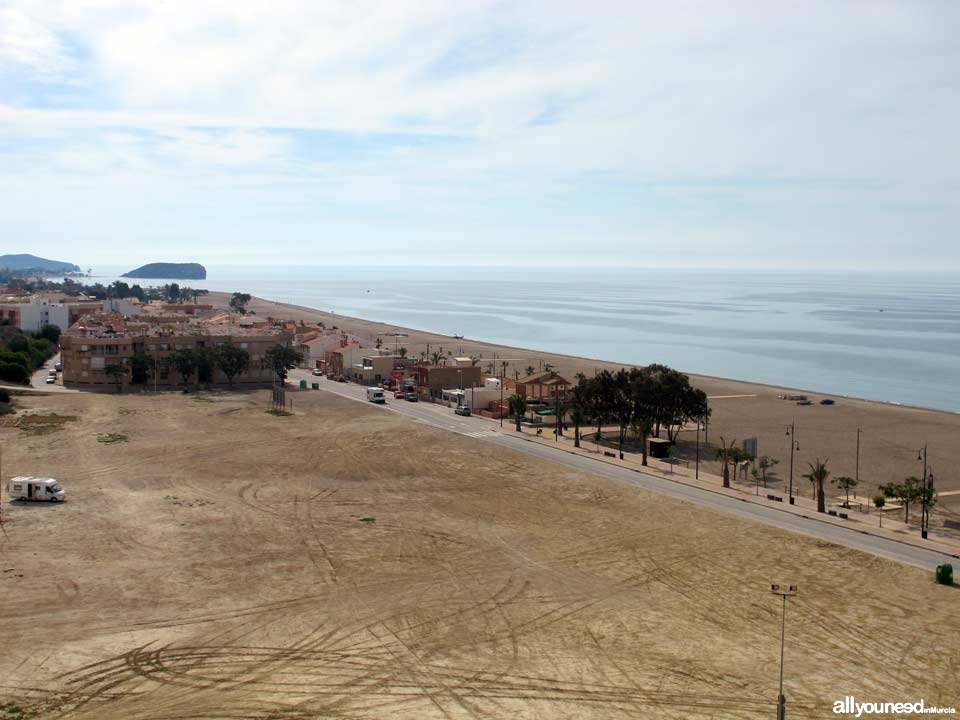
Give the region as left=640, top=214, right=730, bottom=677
left=0, top=402, right=13, bottom=416
left=0, top=388, right=9, bottom=403
left=0, top=361, right=28, bottom=384
left=936, top=563, right=953, bottom=586
left=6, top=334, right=28, bottom=353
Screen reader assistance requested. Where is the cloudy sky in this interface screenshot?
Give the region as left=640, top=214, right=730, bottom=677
left=2, top=1, right=958, bottom=268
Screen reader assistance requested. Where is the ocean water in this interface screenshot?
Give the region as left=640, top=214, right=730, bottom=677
left=89, top=266, right=960, bottom=413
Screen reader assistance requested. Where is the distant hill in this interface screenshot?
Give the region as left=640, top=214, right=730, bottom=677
left=0, top=253, right=81, bottom=273
left=122, top=262, right=207, bottom=280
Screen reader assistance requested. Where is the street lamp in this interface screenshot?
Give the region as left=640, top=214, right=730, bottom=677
left=919, top=445, right=929, bottom=539
left=785, top=423, right=799, bottom=505
left=771, top=583, right=798, bottom=720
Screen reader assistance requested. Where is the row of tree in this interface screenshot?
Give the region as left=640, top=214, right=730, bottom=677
left=506, top=364, right=709, bottom=467
left=7, top=276, right=211, bottom=305
left=103, top=342, right=303, bottom=391
left=0, top=323, right=60, bottom=384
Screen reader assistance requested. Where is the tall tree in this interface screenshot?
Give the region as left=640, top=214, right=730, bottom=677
left=263, top=344, right=303, bottom=383
left=508, top=393, right=527, bottom=432
left=716, top=436, right=739, bottom=489
left=213, top=344, right=251, bottom=388
left=229, top=292, right=252, bottom=314
left=803, top=458, right=830, bottom=513
left=170, top=348, right=198, bottom=388
left=569, top=404, right=587, bottom=449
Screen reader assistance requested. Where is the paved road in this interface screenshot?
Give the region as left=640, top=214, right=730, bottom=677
left=295, top=372, right=956, bottom=570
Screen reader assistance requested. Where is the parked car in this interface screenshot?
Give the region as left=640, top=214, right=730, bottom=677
left=405, top=392, right=418, bottom=402
left=49, top=369, right=57, bottom=376
left=54, top=362, right=62, bottom=372
left=394, top=390, right=406, bottom=399
left=796, top=399, right=812, bottom=406
left=311, top=369, right=324, bottom=376
left=820, top=398, right=835, bottom=405
left=454, top=405, right=471, bottom=416
left=45, top=376, right=56, bottom=384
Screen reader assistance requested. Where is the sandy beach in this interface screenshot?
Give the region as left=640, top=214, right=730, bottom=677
left=211, top=292, right=960, bottom=534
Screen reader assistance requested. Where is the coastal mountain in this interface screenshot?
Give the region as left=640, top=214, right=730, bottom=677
left=122, top=262, right=207, bottom=280
left=0, top=253, right=82, bottom=273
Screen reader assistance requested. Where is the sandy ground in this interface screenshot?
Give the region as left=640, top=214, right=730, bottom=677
left=0, top=389, right=957, bottom=719
left=224, top=292, right=960, bottom=531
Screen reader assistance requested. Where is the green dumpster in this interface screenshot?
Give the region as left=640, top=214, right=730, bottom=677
left=311, top=382, right=319, bottom=390
left=299, top=379, right=307, bottom=389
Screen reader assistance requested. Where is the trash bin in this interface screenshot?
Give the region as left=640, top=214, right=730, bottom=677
left=311, top=382, right=319, bottom=390
left=299, top=379, right=307, bottom=389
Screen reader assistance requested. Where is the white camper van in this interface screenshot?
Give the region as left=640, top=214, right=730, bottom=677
left=8, top=477, right=66, bottom=503
left=366, top=387, right=386, bottom=404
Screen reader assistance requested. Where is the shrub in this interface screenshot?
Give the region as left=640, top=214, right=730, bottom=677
left=936, top=563, right=953, bottom=586
left=6, top=334, right=28, bottom=353
left=0, top=362, right=28, bottom=384
left=0, top=388, right=9, bottom=403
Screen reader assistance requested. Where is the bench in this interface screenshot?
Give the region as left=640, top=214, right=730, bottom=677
left=766, top=494, right=783, bottom=502
left=828, top=510, right=837, bottom=516
left=604, top=451, right=617, bottom=458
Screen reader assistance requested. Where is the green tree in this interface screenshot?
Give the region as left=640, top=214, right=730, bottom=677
left=431, top=351, right=443, bottom=366
left=34, top=324, right=61, bottom=344
left=213, top=343, right=251, bottom=388
left=375, top=337, right=383, bottom=349
left=881, top=476, right=924, bottom=524
left=525, top=365, right=535, bottom=377
left=715, top=436, right=739, bottom=489
left=751, top=455, right=780, bottom=488
left=104, top=362, right=126, bottom=393
left=803, top=458, right=830, bottom=513
left=508, top=393, right=527, bottom=432
left=170, top=348, right=198, bottom=387
left=398, top=346, right=408, bottom=358
left=263, top=344, right=303, bottom=383
left=165, top=283, right=181, bottom=303
left=195, top=347, right=215, bottom=384
left=832, top=476, right=858, bottom=508
left=569, top=404, right=588, bottom=449
left=128, top=352, right=155, bottom=386
left=630, top=417, right=654, bottom=466
left=229, top=292, right=252, bottom=314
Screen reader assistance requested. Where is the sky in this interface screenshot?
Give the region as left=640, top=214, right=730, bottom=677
left=1, top=0, right=959, bottom=269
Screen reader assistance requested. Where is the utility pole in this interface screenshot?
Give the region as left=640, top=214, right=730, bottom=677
left=920, top=444, right=929, bottom=539
left=855, top=428, right=861, bottom=499
left=771, top=583, right=798, bottom=720
left=695, top=418, right=701, bottom=480
left=787, top=422, right=797, bottom=504
left=499, top=377, right=503, bottom=429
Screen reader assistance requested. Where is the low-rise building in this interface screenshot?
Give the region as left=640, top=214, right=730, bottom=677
left=413, top=364, right=482, bottom=397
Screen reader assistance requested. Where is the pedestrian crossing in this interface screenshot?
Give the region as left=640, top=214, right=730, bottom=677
left=460, top=429, right=499, bottom=438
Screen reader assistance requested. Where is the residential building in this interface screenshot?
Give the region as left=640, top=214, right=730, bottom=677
left=413, top=364, right=482, bottom=397
left=60, top=313, right=286, bottom=390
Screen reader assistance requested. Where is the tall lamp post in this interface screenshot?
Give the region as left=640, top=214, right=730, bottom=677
left=786, top=423, right=799, bottom=504
left=771, top=583, right=798, bottom=720
left=919, top=445, right=930, bottom=539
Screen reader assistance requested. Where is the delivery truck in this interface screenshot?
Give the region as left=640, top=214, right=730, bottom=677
left=9, top=476, right=66, bottom=503
left=366, top=387, right=386, bottom=404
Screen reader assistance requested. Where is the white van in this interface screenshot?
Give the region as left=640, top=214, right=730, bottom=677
left=366, top=387, right=386, bottom=404
left=9, top=477, right=66, bottom=503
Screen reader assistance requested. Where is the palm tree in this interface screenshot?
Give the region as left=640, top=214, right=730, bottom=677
left=716, top=436, right=738, bottom=488
left=375, top=337, right=383, bottom=349
left=500, top=360, right=509, bottom=378
left=832, top=475, right=857, bottom=508
left=569, top=404, right=587, bottom=448
left=430, top=351, right=443, bottom=366
left=525, top=365, right=535, bottom=377
left=508, top=393, right=527, bottom=432
left=803, top=458, right=830, bottom=513
left=631, top=417, right=653, bottom=466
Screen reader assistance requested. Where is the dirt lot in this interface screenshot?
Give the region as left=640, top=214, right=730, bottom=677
left=0, top=389, right=957, bottom=719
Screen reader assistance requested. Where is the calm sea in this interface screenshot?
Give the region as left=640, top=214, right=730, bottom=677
left=89, top=266, right=960, bottom=413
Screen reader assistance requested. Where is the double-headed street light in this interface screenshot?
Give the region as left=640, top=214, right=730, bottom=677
left=771, top=583, right=798, bottom=720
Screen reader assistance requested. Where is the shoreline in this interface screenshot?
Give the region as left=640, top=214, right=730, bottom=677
left=242, top=293, right=954, bottom=418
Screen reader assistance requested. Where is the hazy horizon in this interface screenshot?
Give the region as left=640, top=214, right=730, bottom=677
left=3, top=2, right=960, bottom=270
